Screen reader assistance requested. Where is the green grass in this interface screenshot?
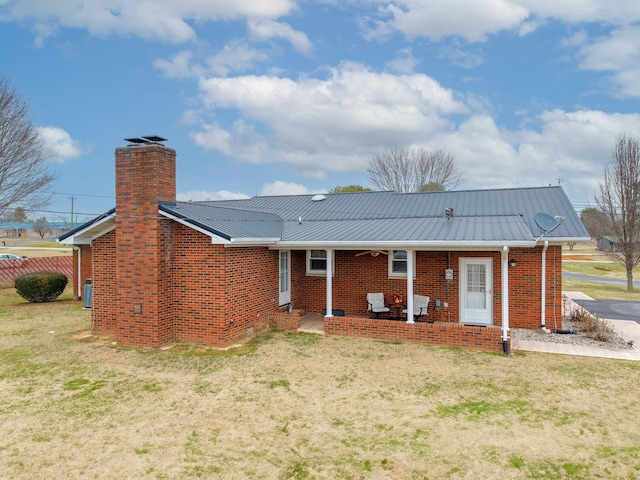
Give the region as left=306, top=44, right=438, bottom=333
left=1, top=283, right=640, bottom=478
left=562, top=277, right=640, bottom=300
left=563, top=260, right=639, bottom=279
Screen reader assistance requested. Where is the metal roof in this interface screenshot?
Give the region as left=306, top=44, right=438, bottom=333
left=164, top=186, right=589, bottom=246
left=159, top=202, right=282, bottom=241
left=59, top=186, right=590, bottom=248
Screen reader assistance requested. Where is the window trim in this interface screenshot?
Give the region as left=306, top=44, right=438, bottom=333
left=388, top=249, right=416, bottom=278
left=306, top=249, right=335, bottom=276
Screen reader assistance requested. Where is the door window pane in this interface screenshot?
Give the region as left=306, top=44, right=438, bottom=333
left=466, top=264, right=486, bottom=309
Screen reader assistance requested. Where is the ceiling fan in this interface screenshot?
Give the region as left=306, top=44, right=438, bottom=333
left=355, top=250, right=389, bottom=257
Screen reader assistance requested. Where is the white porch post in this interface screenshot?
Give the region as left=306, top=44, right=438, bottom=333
left=406, top=249, right=414, bottom=323
left=501, top=246, right=509, bottom=343
left=325, top=248, right=333, bottom=318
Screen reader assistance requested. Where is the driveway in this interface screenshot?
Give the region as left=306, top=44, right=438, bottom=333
left=575, top=299, right=640, bottom=325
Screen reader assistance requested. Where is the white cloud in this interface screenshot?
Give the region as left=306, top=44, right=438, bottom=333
left=516, top=0, right=640, bottom=25
left=205, top=41, right=270, bottom=76
left=365, top=0, right=640, bottom=44
left=248, top=19, right=312, bottom=54
left=385, top=47, right=418, bottom=73
left=432, top=109, right=640, bottom=202
left=260, top=181, right=314, bottom=196
left=573, top=25, right=640, bottom=97
left=37, top=126, right=84, bottom=163
left=154, top=50, right=200, bottom=78
left=154, top=43, right=269, bottom=79
left=193, top=62, right=467, bottom=174
left=6, top=0, right=297, bottom=44
left=438, top=41, right=484, bottom=69
left=377, top=0, right=529, bottom=42
left=177, top=190, right=249, bottom=201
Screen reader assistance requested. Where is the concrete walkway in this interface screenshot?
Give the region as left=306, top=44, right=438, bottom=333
left=512, top=291, right=640, bottom=361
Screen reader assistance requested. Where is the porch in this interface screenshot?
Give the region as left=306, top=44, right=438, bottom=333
left=296, top=311, right=509, bottom=354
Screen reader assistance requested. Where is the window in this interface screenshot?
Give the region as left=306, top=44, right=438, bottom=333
left=388, top=250, right=416, bottom=277
left=306, top=250, right=334, bottom=275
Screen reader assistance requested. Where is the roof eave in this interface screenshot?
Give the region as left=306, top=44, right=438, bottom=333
left=270, top=240, right=541, bottom=250
left=535, top=236, right=591, bottom=245
left=159, top=208, right=232, bottom=243
left=229, top=238, right=281, bottom=245
left=57, top=214, right=116, bottom=245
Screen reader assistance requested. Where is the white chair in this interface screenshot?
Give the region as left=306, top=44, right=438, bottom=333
left=403, top=294, right=430, bottom=320
left=367, top=293, right=390, bottom=318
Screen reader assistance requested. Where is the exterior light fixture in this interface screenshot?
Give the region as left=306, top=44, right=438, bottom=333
left=509, top=259, right=517, bottom=267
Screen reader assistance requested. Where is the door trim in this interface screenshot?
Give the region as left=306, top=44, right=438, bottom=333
left=279, top=250, right=291, bottom=306
left=459, top=257, right=493, bottom=325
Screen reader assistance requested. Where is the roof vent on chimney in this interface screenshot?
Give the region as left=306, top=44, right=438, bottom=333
left=124, top=135, right=167, bottom=146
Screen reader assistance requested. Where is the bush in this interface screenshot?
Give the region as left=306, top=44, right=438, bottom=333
left=14, top=271, right=68, bottom=303
left=569, top=305, right=615, bottom=343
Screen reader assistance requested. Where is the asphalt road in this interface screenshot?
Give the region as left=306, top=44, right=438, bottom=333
left=562, top=272, right=640, bottom=324
left=562, top=272, right=640, bottom=289
left=577, top=299, right=640, bottom=324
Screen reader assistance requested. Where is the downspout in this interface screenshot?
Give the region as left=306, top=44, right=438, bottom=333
left=541, top=240, right=549, bottom=331
left=501, top=246, right=510, bottom=355
left=73, top=246, right=81, bottom=300
left=325, top=248, right=333, bottom=318
left=406, top=249, right=415, bottom=324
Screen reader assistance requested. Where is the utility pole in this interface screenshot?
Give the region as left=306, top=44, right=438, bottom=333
left=69, top=196, right=75, bottom=229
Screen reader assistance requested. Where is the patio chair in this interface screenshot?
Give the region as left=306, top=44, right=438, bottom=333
left=403, top=294, right=430, bottom=321
left=366, top=292, right=390, bottom=318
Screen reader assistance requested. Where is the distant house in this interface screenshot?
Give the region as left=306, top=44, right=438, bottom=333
left=597, top=236, right=620, bottom=252
left=58, top=140, right=590, bottom=354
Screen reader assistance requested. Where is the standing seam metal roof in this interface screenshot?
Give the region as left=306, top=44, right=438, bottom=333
left=157, top=186, right=588, bottom=244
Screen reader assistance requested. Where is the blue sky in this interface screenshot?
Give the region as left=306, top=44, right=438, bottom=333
left=1, top=1, right=640, bottom=223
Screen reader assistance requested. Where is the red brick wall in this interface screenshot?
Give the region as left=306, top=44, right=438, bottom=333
left=169, top=224, right=281, bottom=347
left=91, top=230, right=116, bottom=335
left=325, top=316, right=508, bottom=353
left=290, top=246, right=562, bottom=330
left=114, top=144, right=176, bottom=347
left=71, top=245, right=93, bottom=300
left=508, top=245, right=563, bottom=329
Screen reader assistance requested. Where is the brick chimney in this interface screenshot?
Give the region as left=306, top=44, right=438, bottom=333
left=114, top=141, right=176, bottom=347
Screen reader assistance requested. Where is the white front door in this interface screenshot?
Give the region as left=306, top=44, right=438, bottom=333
left=279, top=250, right=291, bottom=306
left=459, top=258, right=493, bottom=325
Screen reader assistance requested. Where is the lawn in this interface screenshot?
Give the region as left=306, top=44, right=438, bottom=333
left=0, top=240, right=72, bottom=258
left=1, top=287, right=639, bottom=479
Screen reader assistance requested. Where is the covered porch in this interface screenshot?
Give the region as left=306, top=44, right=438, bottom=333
left=296, top=311, right=508, bottom=353
left=282, top=246, right=530, bottom=354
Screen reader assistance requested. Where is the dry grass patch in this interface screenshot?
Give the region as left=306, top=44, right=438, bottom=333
left=0, top=287, right=639, bottom=479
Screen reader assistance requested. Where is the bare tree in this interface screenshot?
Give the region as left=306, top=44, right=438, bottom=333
left=329, top=185, right=372, bottom=193
left=595, top=134, right=640, bottom=291
left=580, top=207, right=609, bottom=239
left=0, top=75, right=55, bottom=219
left=367, top=146, right=465, bottom=193
left=33, top=216, right=51, bottom=239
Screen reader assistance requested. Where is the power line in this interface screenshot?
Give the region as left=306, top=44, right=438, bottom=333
left=44, top=191, right=115, bottom=199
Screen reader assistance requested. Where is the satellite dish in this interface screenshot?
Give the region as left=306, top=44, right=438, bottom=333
left=534, top=212, right=561, bottom=232
left=311, top=194, right=326, bottom=202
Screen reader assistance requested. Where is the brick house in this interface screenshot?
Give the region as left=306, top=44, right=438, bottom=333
left=58, top=139, right=590, bottom=353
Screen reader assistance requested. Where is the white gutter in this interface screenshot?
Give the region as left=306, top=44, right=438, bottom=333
left=541, top=240, right=549, bottom=330
left=229, top=238, right=280, bottom=244
left=501, top=246, right=510, bottom=354
left=325, top=248, right=333, bottom=318
left=273, top=240, right=540, bottom=249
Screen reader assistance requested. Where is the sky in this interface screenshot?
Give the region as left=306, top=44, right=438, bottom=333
left=2, top=0, right=640, bottom=224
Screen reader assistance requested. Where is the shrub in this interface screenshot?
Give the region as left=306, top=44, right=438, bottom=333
left=569, top=305, right=615, bottom=343
left=14, top=271, right=68, bottom=303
